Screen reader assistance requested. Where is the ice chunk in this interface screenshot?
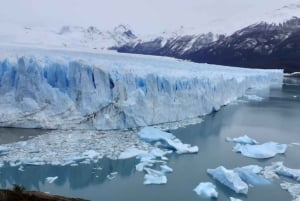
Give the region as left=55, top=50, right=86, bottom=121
left=193, top=182, right=218, bottom=198
left=280, top=182, right=300, bottom=201
left=230, top=197, right=243, bottom=201
left=226, top=135, right=258, bottom=145
left=237, top=165, right=263, bottom=174
left=233, top=142, right=287, bottom=159
left=46, top=176, right=58, bottom=184
left=244, top=95, right=264, bottom=101
left=144, top=168, right=167, bottom=185
left=138, top=127, right=198, bottom=154
left=234, top=167, right=270, bottom=185
left=136, top=161, right=153, bottom=172
left=0, top=145, right=11, bottom=153
left=160, top=165, right=173, bottom=173
left=139, top=127, right=176, bottom=142
left=271, top=162, right=300, bottom=182
left=118, top=147, right=147, bottom=159
left=207, top=166, right=248, bottom=194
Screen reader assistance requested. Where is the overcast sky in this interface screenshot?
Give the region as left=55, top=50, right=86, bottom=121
left=1, top=0, right=298, bottom=34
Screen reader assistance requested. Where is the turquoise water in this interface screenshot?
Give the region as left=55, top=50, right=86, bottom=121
left=0, top=78, right=300, bottom=201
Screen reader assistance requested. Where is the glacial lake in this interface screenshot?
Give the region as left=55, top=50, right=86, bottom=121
left=0, top=78, right=300, bottom=201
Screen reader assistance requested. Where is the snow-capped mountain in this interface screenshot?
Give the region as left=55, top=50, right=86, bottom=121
left=117, top=17, right=300, bottom=72
left=0, top=24, right=137, bottom=51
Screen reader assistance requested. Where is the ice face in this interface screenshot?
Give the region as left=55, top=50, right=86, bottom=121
left=193, top=182, right=218, bottom=198
left=138, top=127, right=198, bottom=154
left=233, top=142, right=287, bottom=159
left=207, top=166, right=248, bottom=194
left=226, top=135, right=258, bottom=145
left=0, top=46, right=283, bottom=130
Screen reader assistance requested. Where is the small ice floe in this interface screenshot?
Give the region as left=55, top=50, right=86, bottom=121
left=244, top=95, right=264, bottom=101
left=82, top=150, right=100, bottom=159
left=93, top=167, right=103, bottom=170
left=234, top=167, right=270, bottom=186
left=226, top=135, right=258, bottom=145
left=207, top=166, right=248, bottom=194
left=46, top=176, right=58, bottom=184
left=107, top=172, right=118, bottom=180
left=291, top=143, right=300, bottom=146
left=233, top=142, right=287, bottom=159
left=280, top=182, right=300, bottom=201
left=144, top=168, right=167, bottom=185
left=230, top=197, right=243, bottom=201
left=0, top=145, right=11, bottom=154
left=138, top=127, right=198, bottom=154
left=265, top=162, right=300, bottom=182
left=18, top=166, right=24, bottom=172
left=293, top=95, right=298, bottom=98
left=118, top=147, right=147, bottom=159
left=193, top=182, right=218, bottom=198
left=160, top=165, right=173, bottom=173
left=237, top=165, right=263, bottom=174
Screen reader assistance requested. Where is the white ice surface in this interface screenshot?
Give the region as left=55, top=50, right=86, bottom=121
left=143, top=168, right=167, bottom=185
left=280, top=182, right=300, bottom=201
left=0, top=45, right=283, bottom=130
left=233, top=142, right=287, bottom=159
left=264, top=162, right=300, bottom=182
left=46, top=176, right=58, bottom=184
left=230, top=197, right=243, bottom=201
left=193, top=182, right=218, bottom=198
left=234, top=167, right=270, bottom=186
left=0, top=129, right=152, bottom=166
left=207, top=166, right=248, bottom=194
left=138, top=127, right=199, bottom=154
left=118, top=147, right=147, bottom=159
left=226, top=135, right=258, bottom=145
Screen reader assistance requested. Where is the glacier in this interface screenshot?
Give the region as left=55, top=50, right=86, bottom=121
left=0, top=46, right=283, bottom=130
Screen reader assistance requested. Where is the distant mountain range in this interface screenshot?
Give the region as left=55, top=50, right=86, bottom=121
left=116, top=17, right=300, bottom=73
left=0, top=24, right=137, bottom=50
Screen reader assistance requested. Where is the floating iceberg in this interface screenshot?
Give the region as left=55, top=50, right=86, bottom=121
left=233, top=142, right=287, bottom=159
left=138, top=127, right=198, bottom=154
left=237, top=165, right=263, bottom=174
left=193, top=182, right=218, bottom=198
left=160, top=165, right=173, bottom=173
left=264, top=162, right=300, bottom=182
left=118, top=147, right=147, bottom=159
left=144, top=168, right=167, bottom=185
left=230, top=197, right=243, bottom=201
left=244, top=95, right=264, bottom=101
left=0, top=46, right=283, bottom=130
left=234, top=167, right=270, bottom=186
left=207, top=166, right=248, bottom=194
left=46, top=176, right=58, bottom=184
left=280, top=182, right=300, bottom=201
left=226, top=135, right=258, bottom=145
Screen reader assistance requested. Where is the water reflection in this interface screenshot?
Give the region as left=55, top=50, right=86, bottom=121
left=0, top=157, right=138, bottom=190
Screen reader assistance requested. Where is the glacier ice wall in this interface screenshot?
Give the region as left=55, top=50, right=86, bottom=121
left=0, top=46, right=283, bottom=130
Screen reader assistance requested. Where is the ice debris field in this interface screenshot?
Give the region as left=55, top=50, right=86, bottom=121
left=0, top=45, right=282, bottom=130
